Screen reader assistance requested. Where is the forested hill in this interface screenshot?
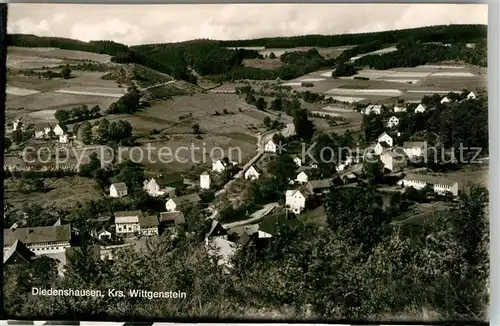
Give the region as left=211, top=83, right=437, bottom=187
left=214, top=24, right=487, bottom=48
left=7, top=24, right=487, bottom=83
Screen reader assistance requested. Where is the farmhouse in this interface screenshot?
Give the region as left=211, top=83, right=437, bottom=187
left=212, top=159, right=231, bottom=173
left=110, top=182, right=128, bottom=198
left=415, top=103, right=427, bottom=113
left=96, top=230, right=112, bottom=240
left=398, top=173, right=460, bottom=197
left=258, top=213, right=300, bottom=239
left=377, top=132, right=394, bottom=147
left=244, top=165, right=261, bottom=180
left=143, top=173, right=183, bottom=197
left=59, top=134, right=69, bottom=144
left=293, top=156, right=302, bottom=167
left=139, top=215, right=159, bottom=236
left=264, top=139, right=278, bottom=153
left=305, top=179, right=332, bottom=195
left=285, top=188, right=309, bottom=214
left=160, top=211, right=186, bottom=227
left=13, top=115, right=32, bottom=131
left=374, top=141, right=392, bottom=156
left=363, top=104, right=383, bottom=115
left=403, top=141, right=427, bottom=158
left=3, top=240, right=35, bottom=265
left=380, top=149, right=408, bottom=172
left=114, top=211, right=141, bottom=236
left=165, top=193, right=202, bottom=212
left=387, top=116, right=399, bottom=128
left=393, top=105, right=406, bottom=113
left=467, top=91, right=477, bottom=100
left=200, top=171, right=211, bottom=190
left=440, top=96, right=451, bottom=104
left=53, top=124, right=66, bottom=136
left=3, top=224, right=72, bottom=255
left=296, top=170, right=310, bottom=184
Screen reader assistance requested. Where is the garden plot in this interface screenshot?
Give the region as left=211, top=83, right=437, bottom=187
left=320, top=106, right=355, bottom=113
left=6, top=55, right=64, bottom=70
left=6, top=86, right=41, bottom=96
left=28, top=110, right=58, bottom=121
left=311, top=111, right=344, bottom=118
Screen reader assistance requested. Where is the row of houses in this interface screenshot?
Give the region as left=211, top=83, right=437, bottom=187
left=362, top=91, right=477, bottom=116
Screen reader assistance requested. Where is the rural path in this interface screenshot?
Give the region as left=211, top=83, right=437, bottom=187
left=222, top=202, right=279, bottom=229
left=139, top=80, right=176, bottom=91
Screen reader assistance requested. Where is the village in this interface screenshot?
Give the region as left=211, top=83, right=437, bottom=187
left=3, top=89, right=486, bottom=273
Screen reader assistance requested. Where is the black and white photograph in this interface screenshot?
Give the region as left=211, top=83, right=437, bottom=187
left=2, top=3, right=490, bottom=323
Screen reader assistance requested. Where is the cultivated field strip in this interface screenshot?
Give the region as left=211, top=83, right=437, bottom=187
left=1, top=322, right=439, bottom=326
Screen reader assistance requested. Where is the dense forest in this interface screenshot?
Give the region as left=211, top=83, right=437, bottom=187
left=216, top=24, right=486, bottom=48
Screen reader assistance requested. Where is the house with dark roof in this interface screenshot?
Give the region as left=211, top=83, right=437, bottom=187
left=258, top=213, right=300, bottom=238
left=114, top=211, right=142, bottom=236
left=3, top=224, right=72, bottom=255
left=305, top=179, right=332, bottom=195
left=160, top=211, right=186, bottom=226
left=165, top=193, right=201, bottom=212
left=139, top=215, right=159, bottom=236
left=143, top=173, right=184, bottom=197
left=110, top=182, right=128, bottom=198
left=398, top=173, right=460, bottom=196
left=3, top=239, right=35, bottom=265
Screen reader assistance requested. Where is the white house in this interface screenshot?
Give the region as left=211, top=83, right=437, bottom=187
left=403, top=141, right=427, bottom=158
left=285, top=188, right=308, bottom=214
left=200, top=171, right=211, bottom=190
left=97, top=230, right=112, bottom=240
left=394, top=105, right=407, bottom=113
left=3, top=224, right=72, bottom=256
left=293, top=156, right=302, bottom=167
left=244, top=165, right=261, bottom=180
left=264, top=139, right=278, bottom=153
left=440, top=96, right=451, bottom=104
left=387, top=116, right=399, bottom=128
left=53, top=124, right=66, bottom=136
left=34, top=129, right=45, bottom=139
left=398, top=173, right=459, bottom=197
left=374, top=141, right=392, bottom=156
left=212, top=159, right=230, bottom=173
left=114, top=211, right=141, bottom=235
left=109, top=182, right=128, bottom=198
left=415, top=103, right=427, bottom=113
left=165, top=193, right=202, bottom=212
left=377, top=132, right=394, bottom=147
left=336, top=163, right=346, bottom=172
left=363, top=104, right=382, bottom=115
left=59, top=134, right=69, bottom=144
left=467, top=91, right=477, bottom=100
left=143, top=174, right=182, bottom=197
left=296, top=171, right=309, bottom=184
left=380, top=150, right=407, bottom=172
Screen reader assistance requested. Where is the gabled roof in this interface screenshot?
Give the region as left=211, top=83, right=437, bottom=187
left=403, top=141, right=426, bottom=148
left=306, top=179, right=331, bottom=191
left=152, top=173, right=184, bottom=187
left=265, top=139, right=276, bottom=145
left=4, top=224, right=72, bottom=246
left=139, top=215, right=159, bottom=228
left=3, top=239, right=35, bottom=264
left=377, top=141, right=392, bottom=149
left=378, top=132, right=392, bottom=140
left=259, top=213, right=300, bottom=236
left=246, top=165, right=261, bottom=174
left=160, top=211, right=185, bottom=225
left=205, top=220, right=227, bottom=239
left=53, top=218, right=62, bottom=226
left=403, top=173, right=458, bottom=187
left=114, top=210, right=142, bottom=218
left=170, top=193, right=201, bottom=206
left=111, top=182, right=128, bottom=191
